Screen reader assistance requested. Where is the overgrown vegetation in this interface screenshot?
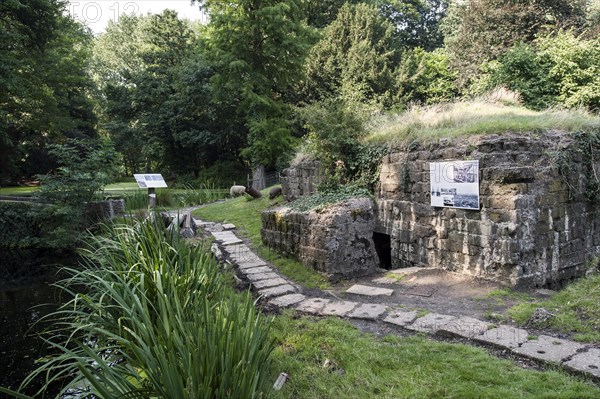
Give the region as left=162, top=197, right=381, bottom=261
left=548, top=129, right=600, bottom=202
left=289, top=184, right=373, bottom=212
left=193, top=189, right=329, bottom=289
left=0, top=220, right=274, bottom=398
left=508, top=274, right=600, bottom=343
left=0, top=202, right=75, bottom=250
left=366, top=92, right=600, bottom=145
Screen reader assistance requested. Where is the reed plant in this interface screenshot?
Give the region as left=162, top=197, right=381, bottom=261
left=1, top=220, right=273, bottom=399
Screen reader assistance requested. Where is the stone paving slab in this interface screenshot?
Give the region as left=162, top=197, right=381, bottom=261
left=222, top=243, right=250, bottom=252
left=437, top=316, right=492, bottom=339
left=252, top=277, right=289, bottom=290
left=320, top=301, right=358, bottom=317
left=207, top=230, right=600, bottom=381
left=258, top=284, right=296, bottom=299
left=222, top=223, right=236, bottom=230
left=348, top=303, right=387, bottom=320
left=269, top=294, right=307, bottom=308
left=346, top=284, right=393, bottom=297
left=383, top=310, right=418, bottom=327
left=229, top=251, right=262, bottom=262
left=240, top=266, right=273, bottom=275
left=564, top=349, right=600, bottom=378
left=246, top=272, right=280, bottom=282
left=513, top=335, right=586, bottom=363
left=296, top=298, right=331, bottom=314
left=408, top=313, right=457, bottom=333
left=212, top=231, right=238, bottom=240
left=474, top=326, right=529, bottom=350
left=237, top=260, right=268, bottom=270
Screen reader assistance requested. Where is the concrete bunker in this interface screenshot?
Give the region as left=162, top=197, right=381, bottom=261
left=264, top=131, right=600, bottom=287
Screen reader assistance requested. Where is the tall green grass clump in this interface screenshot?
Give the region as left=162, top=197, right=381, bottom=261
left=1, top=220, right=273, bottom=398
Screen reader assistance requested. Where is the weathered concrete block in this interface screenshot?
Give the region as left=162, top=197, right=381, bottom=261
left=258, top=284, right=296, bottom=299
left=346, top=284, right=393, bottom=297
left=383, top=310, right=418, bottom=327
left=348, top=303, right=387, bottom=320
left=320, top=301, right=359, bottom=317
left=437, top=316, right=492, bottom=339
left=408, top=313, right=457, bottom=334
left=513, top=335, right=586, bottom=363
left=564, top=348, right=600, bottom=377
left=296, top=298, right=330, bottom=314
left=475, top=326, right=529, bottom=349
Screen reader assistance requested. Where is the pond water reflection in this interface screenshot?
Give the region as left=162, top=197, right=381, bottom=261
left=0, top=252, right=72, bottom=396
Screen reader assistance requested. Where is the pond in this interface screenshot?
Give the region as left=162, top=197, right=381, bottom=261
left=0, top=251, right=75, bottom=396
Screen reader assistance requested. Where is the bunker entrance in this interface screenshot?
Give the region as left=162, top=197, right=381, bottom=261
left=373, top=232, right=392, bottom=270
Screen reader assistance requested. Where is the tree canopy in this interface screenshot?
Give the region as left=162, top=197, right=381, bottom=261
left=1, top=0, right=598, bottom=184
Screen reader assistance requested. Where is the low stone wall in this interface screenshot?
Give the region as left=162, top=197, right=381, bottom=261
left=85, top=199, right=125, bottom=224
left=376, top=132, right=600, bottom=287
left=261, top=198, right=378, bottom=282
left=280, top=161, right=324, bottom=201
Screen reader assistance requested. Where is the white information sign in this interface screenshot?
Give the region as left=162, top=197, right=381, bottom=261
left=430, top=160, right=479, bottom=210
left=134, top=174, right=168, bottom=189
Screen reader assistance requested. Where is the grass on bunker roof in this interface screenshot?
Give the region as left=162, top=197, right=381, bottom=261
left=366, top=92, right=600, bottom=145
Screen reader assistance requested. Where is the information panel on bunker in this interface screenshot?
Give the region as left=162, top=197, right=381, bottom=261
left=134, top=174, right=168, bottom=189
left=430, top=160, right=479, bottom=210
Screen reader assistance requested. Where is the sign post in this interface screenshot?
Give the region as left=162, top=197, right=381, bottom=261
left=134, top=174, right=168, bottom=211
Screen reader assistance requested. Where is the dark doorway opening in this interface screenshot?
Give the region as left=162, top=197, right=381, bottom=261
left=373, top=232, right=392, bottom=269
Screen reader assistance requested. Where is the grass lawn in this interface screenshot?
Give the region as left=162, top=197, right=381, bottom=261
left=269, top=313, right=599, bottom=399
left=193, top=189, right=329, bottom=289
left=0, top=186, right=37, bottom=196
left=508, top=274, right=600, bottom=343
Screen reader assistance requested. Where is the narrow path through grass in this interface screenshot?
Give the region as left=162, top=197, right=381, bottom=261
left=193, top=190, right=329, bottom=289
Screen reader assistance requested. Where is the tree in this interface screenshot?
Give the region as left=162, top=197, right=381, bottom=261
left=490, top=31, right=600, bottom=111
left=395, top=48, right=457, bottom=105
left=198, top=0, right=312, bottom=168
left=377, top=0, right=449, bottom=51
left=444, top=0, right=588, bottom=88
left=304, top=0, right=366, bottom=28
left=0, top=0, right=97, bottom=184
left=93, top=11, right=219, bottom=176
left=304, top=3, right=397, bottom=107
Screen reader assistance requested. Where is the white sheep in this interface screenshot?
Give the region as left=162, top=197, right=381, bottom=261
left=230, top=185, right=246, bottom=197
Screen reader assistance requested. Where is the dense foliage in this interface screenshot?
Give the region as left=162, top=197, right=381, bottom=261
left=0, top=220, right=274, bottom=398
left=1, top=0, right=599, bottom=185
left=0, top=202, right=75, bottom=250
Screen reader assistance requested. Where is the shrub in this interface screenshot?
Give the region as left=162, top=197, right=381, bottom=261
left=1, top=220, right=274, bottom=399
left=489, top=31, right=600, bottom=111
left=395, top=48, right=458, bottom=106
left=0, top=202, right=76, bottom=250
left=197, top=159, right=248, bottom=188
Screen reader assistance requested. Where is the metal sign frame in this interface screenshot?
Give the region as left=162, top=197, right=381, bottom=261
left=429, top=160, right=480, bottom=210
